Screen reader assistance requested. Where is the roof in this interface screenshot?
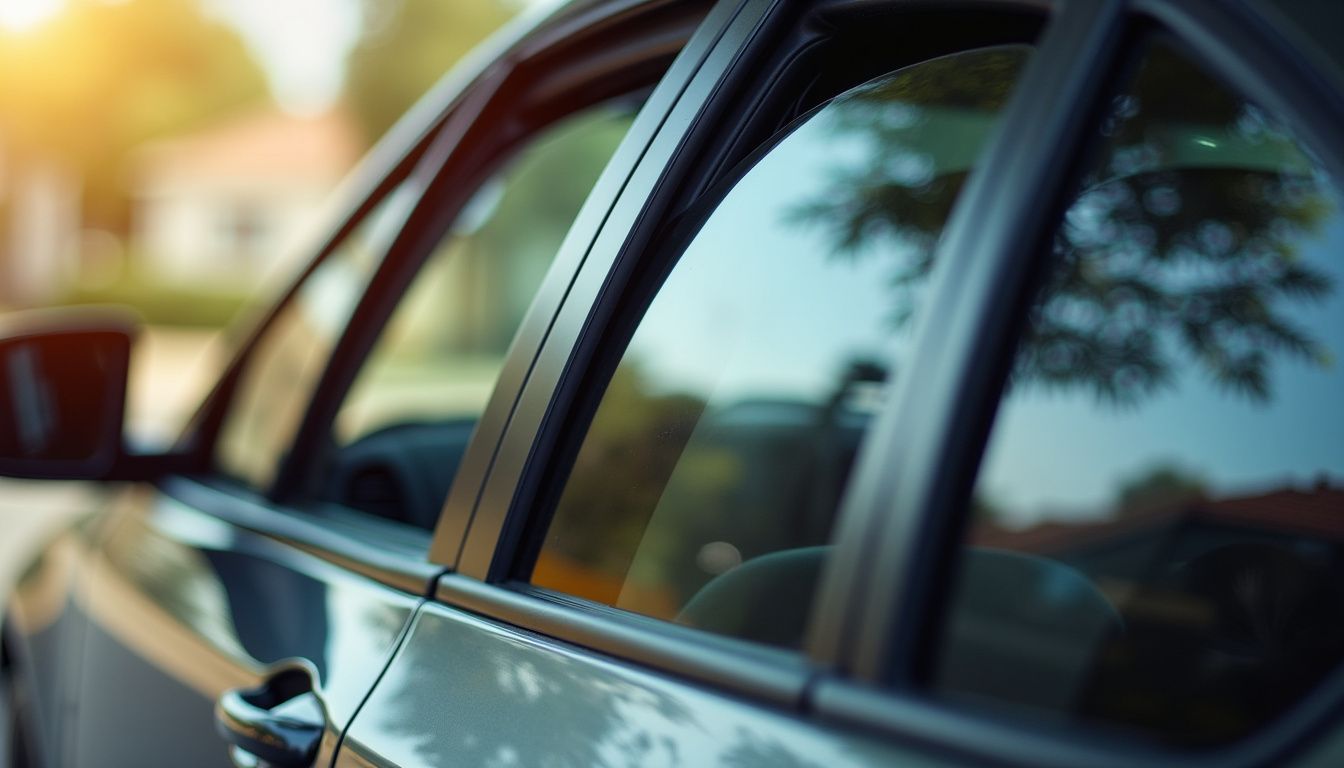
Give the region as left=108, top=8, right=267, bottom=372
left=972, top=483, right=1344, bottom=555
left=133, top=106, right=362, bottom=188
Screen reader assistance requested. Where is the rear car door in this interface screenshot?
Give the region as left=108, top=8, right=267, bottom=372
left=3, top=3, right=712, bottom=767
left=333, top=1, right=1057, bottom=765
left=816, top=1, right=1344, bottom=766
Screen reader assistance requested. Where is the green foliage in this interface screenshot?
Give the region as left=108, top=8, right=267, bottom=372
left=792, top=43, right=1336, bottom=408
left=345, top=0, right=514, bottom=144
left=550, top=362, right=711, bottom=575
left=59, top=274, right=249, bottom=328
left=0, top=0, right=267, bottom=230
left=1116, top=464, right=1208, bottom=516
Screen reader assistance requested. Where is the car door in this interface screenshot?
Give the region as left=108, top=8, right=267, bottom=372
left=331, top=1, right=1058, bottom=765
left=56, top=109, right=438, bottom=768
left=814, top=0, right=1344, bottom=765
left=15, top=4, right=712, bottom=767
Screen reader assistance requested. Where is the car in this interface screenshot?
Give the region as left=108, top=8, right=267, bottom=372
left=1, top=0, right=1344, bottom=765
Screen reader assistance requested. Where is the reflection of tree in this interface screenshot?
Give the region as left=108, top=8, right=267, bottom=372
left=791, top=48, right=1028, bottom=330
left=794, top=44, right=1335, bottom=406
left=1115, top=463, right=1206, bottom=516
left=368, top=610, right=912, bottom=766
left=541, top=362, right=709, bottom=595
left=370, top=614, right=695, bottom=767
left=542, top=354, right=870, bottom=622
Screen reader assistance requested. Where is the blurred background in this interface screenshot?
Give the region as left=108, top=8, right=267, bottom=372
left=0, top=0, right=542, bottom=443
left=0, top=0, right=543, bottom=583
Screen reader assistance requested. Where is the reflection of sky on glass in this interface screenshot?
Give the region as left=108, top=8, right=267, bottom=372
left=980, top=208, right=1344, bottom=525
left=623, top=110, right=903, bottom=408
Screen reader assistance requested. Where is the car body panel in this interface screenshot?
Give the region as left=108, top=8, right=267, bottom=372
left=64, top=484, right=418, bottom=767
left=334, top=602, right=960, bottom=768
left=3, top=485, right=108, bottom=768
left=5, top=0, right=1344, bottom=767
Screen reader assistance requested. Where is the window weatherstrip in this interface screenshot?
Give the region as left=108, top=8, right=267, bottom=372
left=450, top=0, right=777, bottom=580
left=431, top=0, right=753, bottom=571
left=160, top=475, right=441, bottom=595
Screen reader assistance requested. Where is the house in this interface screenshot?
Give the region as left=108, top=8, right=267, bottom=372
left=131, top=107, right=361, bottom=289
left=972, top=481, right=1344, bottom=588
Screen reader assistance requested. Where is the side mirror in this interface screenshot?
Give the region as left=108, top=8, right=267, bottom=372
left=0, top=308, right=138, bottom=479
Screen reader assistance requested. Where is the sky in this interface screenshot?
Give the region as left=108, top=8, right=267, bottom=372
left=620, top=76, right=1344, bottom=530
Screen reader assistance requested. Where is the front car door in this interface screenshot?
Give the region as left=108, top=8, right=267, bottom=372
left=3, top=2, right=710, bottom=766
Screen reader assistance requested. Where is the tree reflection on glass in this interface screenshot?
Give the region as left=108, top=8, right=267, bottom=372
left=791, top=47, right=1029, bottom=331
left=533, top=46, right=1034, bottom=644
left=796, top=45, right=1335, bottom=406
left=936, top=39, right=1344, bottom=748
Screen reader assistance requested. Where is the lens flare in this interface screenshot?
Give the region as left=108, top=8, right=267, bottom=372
left=0, top=0, right=64, bottom=33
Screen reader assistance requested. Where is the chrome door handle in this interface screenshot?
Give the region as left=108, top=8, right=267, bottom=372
left=215, top=665, right=324, bottom=768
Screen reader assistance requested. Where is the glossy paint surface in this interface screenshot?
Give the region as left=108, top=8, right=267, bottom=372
left=64, top=484, right=418, bottom=767
left=4, top=484, right=105, bottom=768
left=336, top=602, right=956, bottom=768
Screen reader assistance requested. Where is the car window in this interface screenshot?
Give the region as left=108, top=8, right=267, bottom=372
left=316, top=101, right=642, bottom=530
left=935, top=38, right=1344, bottom=747
left=216, top=186, right=416, bottom=489
left=528, top=46, right=1033, bottom=649
left=1252, top=0, right=1344, bottom=83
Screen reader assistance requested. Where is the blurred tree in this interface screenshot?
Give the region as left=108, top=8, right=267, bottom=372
left=345, top=0, right=514, bottom=145
left=0, top=0, right=267, bottom=231
left=1116, top=463, right=1208, bottom=516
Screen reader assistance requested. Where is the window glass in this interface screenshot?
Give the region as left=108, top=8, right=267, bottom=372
left=531, top=47, right=1032, bottom=648
left=1253, top=0, right=1344, bottom=82
left=216, top=186, right=414, bottom=489
left=318, top=102, right=641, bottom=529
left=936, top=40, right=1344, bottom=747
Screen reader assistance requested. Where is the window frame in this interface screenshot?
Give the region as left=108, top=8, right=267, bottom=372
left=270, top=0, right=713, bottom=513
left=435, top=0, right=1049, bottom=711
left=812, top=1, right=1344, bottom=767
left=437, top=0, right=1344, bottom=763
left=161, top=0, right=714, bottom=594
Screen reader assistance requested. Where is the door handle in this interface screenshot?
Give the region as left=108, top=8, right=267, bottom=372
left=215, top=664, right=325, bottom=768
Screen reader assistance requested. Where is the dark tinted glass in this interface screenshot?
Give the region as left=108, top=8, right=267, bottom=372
left=936, top=40, right=1344, bottom=747
left=532, top=47, right=1032, bottom=648
left=1253, top=0, right=1344, bottom=83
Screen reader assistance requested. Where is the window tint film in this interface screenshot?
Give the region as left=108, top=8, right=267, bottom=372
left=936, top=40, right=1344, bottom=747
left=217, top=186, right=415, bottom=489
left=1253, top=0, right=1344, bottom=82
left=532, top=47, right=1032, bottom=649
left=319, top=102, right=641, bottom=530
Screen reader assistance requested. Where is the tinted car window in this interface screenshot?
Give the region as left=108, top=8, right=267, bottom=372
left=1253, top=0, right=1344, bottom=83
left=530, top=46, right=1032, bottom=648
left=936, top=39, right=1344, bottom=747
left=319, top=101, right=641, bottom=529
left=216, top=186, right=415, bottom=489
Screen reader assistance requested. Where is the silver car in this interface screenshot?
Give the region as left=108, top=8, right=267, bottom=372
left=3, top=0, right=1344, bottom=765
